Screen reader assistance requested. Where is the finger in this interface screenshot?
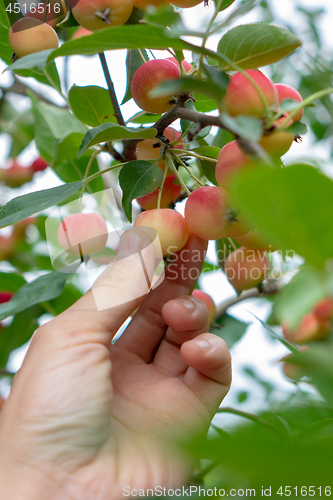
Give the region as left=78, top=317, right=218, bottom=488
left=180, top=334, right=232, bottom=416
left=64, top=228, right=157, bottom=337
left=153, top=296, right=210, bottom=377
left=116, top=234, right=208, bottom=362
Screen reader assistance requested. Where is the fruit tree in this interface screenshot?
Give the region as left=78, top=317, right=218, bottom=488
left=1, top=0, right=333, bottom=492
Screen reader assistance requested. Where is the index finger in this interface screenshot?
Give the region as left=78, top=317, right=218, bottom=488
left=116, top=234, right=208, bottom=362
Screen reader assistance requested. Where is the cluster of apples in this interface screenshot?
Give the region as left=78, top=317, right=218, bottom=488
left=0, top=157, right=48, bottom=188
left=9, top=0, right=205, bottom=59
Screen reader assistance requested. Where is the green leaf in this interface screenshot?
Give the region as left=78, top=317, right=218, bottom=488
left=0, top=272, right=26, bottom=293
left=9, top=49, right=55, bottom=71
left=210, top=314, right=248, bottom=349
left=53, top=154, right=104, bottom=194
left=122, top=49, right=149, bottom=105
left=150, top=77, right=224, bottom=102
left=0, top=181, right=83, bottom=228
left=229, top=164, right=333, bottom=268
left=274, top=266, right=330, bottom=330
left=218, top=23, right=302, bottom=70
left=49, top=24, right=193, bottom=61
left=53, top=133, right=85, bottom=166
left=32, top=99, right=86, bottom=163
left=181, top=100, right=211, bottom=140
left=68, top=85, right=117, bottom=127
left=119, top=160, right=164, bottom=222
left=78, top=124, right=157, bottom=157
left=0, top=270, right=74, bottom=320
left=191, top=146, right=220, bottom=185
left=1, top=0, right=22, bottom=26
left=214, top=0, right=236, bottom=11
left=219, top=114, right=263, bottom=142
left=143, top=4, right=180, bottom=27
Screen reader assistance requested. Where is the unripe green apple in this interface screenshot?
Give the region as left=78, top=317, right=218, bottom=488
left=9, top=18, right=59, bottom=58
left=260, top=116, right=295, bottom=158
left=282, top=313, right=330, bottom=344
left=275, top=83, right=303, bottom=123
left=223, top=70, right=278, bottom=118
left=137, top=175, right=181, bottom=210
left=224, top=246, right=269, bottom=291
left=134, top=208, right=189, bottom=257
left=131, top=59, right=181, bottom=114
left=215, top=140, right=253, bottom=190
left=184, top=186, right=235, bottom=241
left=171, top=0, right=203, bottom=6
left=57, top=213, right=108, bottom=256
left=70, top=0, right=133, bottom=31
left=136, top=127, right=184, bottom=174
left=192, top=289, right=216, bottom=324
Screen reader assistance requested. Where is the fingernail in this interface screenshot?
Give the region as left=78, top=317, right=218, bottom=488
left=118, top=231, right=143, bottom=259
left=174, top=296, right=196, bottom=313
left=192, top=339, right=211, bottom=352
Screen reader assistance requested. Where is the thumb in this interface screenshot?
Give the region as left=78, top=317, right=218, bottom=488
left=69, top=227, right=158, bottom=334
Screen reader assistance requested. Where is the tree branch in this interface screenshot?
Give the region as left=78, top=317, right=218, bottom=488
left=0, top=76, right=64, bottom=107
left=99, top=52, right=126, bottom=127
left=215, top=288, right=261, bottom=319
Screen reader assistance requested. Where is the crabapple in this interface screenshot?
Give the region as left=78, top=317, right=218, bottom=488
left=9, top=18, right=59, bottom=58
left=136, top=127, right=184, bottom=174
left=0, top=292, right=13, bottom=304
left=215, top=140, right=253, bottom=190
left=313, top=298, right=333, bottom=319
left=0, top=235, right=16, bottom=261
left=185, top=186, right=235, bottom=241
left=192, top=289, right=216, bottom=324
left=224, top=246, right=269, bottom=291
left=25, top=0, right=68, bottom=27
left=70, top=0, right=133, bottom=31
left=134, top=208, right=189, bottom=257
left=275, top=83, right=303, bottom=123
left=0, top=160, right=33, bottom=188
left=57, top=213, right=108, bottom=256
left=234, top=228, right=275, bottom=252
left=223, top=70, right=278, bottom=118
left=31, top=157, right=48, bottom=173
left=137, top=175, right=181, bottom=210
left=71, top=27, right=93, bottom=40
left=260, top=116, right=295, bottom=158
left=282, top=312, right=330, bottom=344
left=166, top=57, right=193, bottom=73
left=171, top=0, right=203, bottom=6
left=131, top=59, right=181, bottom=114
left=281, top=349, right=308, bottom=382
left=226, top=211, right=252, bottom=238
left=12, top=218, right=36, bottom=240
left=0, top=398, right=5, bottom=411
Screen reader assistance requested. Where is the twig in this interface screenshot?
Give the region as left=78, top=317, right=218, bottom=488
left=99, top=52, right=126, bottom=127
left=217, top=407, right=289, bottom=438
left=215, top=288, right=261, bottom=319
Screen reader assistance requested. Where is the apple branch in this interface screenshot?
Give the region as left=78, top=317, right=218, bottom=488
left=99, top=52, right=126, bottom=127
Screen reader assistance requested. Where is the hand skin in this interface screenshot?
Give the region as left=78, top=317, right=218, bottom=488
left=0, top=230, right=231, bottom=500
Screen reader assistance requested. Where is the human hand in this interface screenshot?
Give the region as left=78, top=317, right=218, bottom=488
left=0, top=230, right=231, bottom=500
